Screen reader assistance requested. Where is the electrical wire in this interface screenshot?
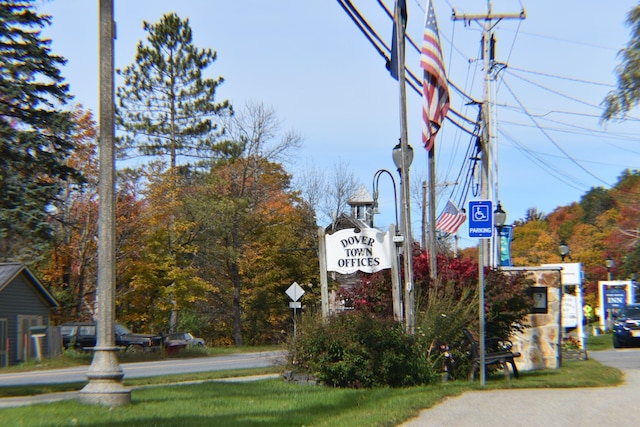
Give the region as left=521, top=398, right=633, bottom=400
left=501, top=77, right=613, bottom=188
left=337, top=0, right=479, bottom=137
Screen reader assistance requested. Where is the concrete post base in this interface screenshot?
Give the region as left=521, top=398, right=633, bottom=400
left=78, top=347, right=131, bottom=407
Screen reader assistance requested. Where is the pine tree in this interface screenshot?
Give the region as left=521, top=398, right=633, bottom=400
left=602, top=5, right=640, bottom=120
left=0, top=1, right=79, bottom=261
left=116, top=13, right=232, bottom=170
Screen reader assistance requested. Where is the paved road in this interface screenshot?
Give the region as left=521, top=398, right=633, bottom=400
left=0, top=351, right=285, bottom=387
left=400, top=348, right=640, bottom=427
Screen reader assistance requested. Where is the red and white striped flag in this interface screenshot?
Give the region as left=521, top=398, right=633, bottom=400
left=421, top=0, right=450, bottom=152
left=436, top=199, right=466, bottom=235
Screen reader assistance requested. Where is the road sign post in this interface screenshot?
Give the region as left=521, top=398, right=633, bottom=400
left=468, top=200, right=493, bottom=387
left=286, top=282, right=305, bottom=338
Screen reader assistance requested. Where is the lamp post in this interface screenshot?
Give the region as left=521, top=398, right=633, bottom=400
left=372, top=169, right=399, bottom=230
left=605, top=257, right=614, bottom=281
left=493, top=202, right=506, bottom=267
left=558, top=240, right=570, bottom=262
left=392, top=141, right=415, bottom=334
left=372, top=169, right=403, bottom=321
left=78, top=0, right=131, bottom=406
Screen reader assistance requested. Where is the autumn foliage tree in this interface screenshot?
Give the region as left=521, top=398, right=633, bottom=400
left=184, top=102, right=314, bottom=346
left=41, top=107, right=99, bottom=321
left=508, top=169, right=640, bottom=307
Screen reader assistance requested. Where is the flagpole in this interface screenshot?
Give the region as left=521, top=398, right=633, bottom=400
left=394, top=0, right=415, bottom=335
left=428, top=140, right=437, bottom=281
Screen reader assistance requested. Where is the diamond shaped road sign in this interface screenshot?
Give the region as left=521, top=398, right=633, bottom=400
left=286, top=282, right=305, bottom=302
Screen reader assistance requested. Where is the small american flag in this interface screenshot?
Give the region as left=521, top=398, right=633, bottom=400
left=436, top=199, right=466, bottom=235
left=421, top=0, right=450, bottom=151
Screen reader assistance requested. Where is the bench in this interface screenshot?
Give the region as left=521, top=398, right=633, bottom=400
left=463, top=328, right=521, bottom=381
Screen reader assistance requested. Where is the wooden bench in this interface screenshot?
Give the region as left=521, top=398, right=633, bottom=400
left=463, top=328, right=521, bottom=381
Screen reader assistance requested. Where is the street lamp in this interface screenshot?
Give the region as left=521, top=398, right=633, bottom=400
left=372, top=169, right=402, bottom=321
left=493, top=202, right=506, bottom=267
left=372, top=169, right=399, bottom=229
left=493, top=202, right=506, bottom=228
left=605, top=257, right=615, bottom=281
left=558, top=240, right=570, bottom=262
left=392, top=139, right=415, bottom=334
left=392, top=141, right=414, bottom=173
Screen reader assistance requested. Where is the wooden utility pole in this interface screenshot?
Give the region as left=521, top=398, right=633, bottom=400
left=453, top=2, right=525, bottom=267
left=453, top=0, right=526, bottom=387
left=394, top=1, right=415, bottom=334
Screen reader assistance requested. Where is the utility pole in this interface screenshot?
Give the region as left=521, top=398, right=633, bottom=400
left=452, top=1, right=525, bottom=387
left=393, top=1, right=415, bottom=334
left=453, top=2, right=525, bottom=267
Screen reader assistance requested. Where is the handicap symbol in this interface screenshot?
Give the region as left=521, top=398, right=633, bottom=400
left=472, top=205, right=488, bottom=222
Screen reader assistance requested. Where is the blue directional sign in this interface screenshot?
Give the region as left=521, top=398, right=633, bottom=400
left=605, top=288, right=626, bottom=309
left=468, top=200, right=493, bottom=238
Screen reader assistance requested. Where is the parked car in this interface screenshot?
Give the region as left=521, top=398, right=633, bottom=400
left=165, top=332, right=205, bottom=347
left=613, top=304, right=640, bottom=348
left=162, top=333, right=189, bottom=355
left=60, top=322, right=163, bottom=352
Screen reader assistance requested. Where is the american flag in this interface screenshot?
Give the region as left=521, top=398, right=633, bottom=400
left=436, top=199, right=466, bottom=235
left=421, top=0, right=450, bottom=152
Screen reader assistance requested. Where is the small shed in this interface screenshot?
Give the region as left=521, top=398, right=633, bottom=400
left=0, top=263, right=60, bottom=366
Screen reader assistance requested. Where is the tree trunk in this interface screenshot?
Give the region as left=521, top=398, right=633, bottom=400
left=231, top=261, right=243, bottom=346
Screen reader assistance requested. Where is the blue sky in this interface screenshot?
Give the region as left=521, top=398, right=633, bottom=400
left=39, top=1, right=640, bottom=248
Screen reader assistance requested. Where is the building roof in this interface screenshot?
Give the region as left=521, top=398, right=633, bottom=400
left=348, top=185, right=373, bottom=205
left=0, top=263, right=59, bottom=307
left=325, top=212, right=371, bottom=234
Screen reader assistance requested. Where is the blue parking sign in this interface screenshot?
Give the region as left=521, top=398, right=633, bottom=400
left=468, top=200, right=493, bottom=238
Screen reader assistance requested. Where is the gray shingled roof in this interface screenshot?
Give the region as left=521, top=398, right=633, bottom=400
left=0, top=262, right=22, bottom=289
left=0, top=263, right=59, bottom=307
left=348, top=185, right=373, bottom=204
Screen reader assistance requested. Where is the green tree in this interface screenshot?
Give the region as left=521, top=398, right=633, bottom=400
left=188, top=102, right=309, bottom=346
left=116, top=12, right=232, bottom=170
left=580, top=187, right=616, bottom=225
left=116, top=12, right=232, bottom=332
left=0, top=1, right=80, bottom=261
left=602, top=5, right=640, bottom=120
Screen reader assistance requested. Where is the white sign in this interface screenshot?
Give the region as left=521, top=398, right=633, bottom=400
left=562, top=294, right=579, bottom=328
left=324, top=228, right=393, bottom=274
left=542, top=262, right=582, bottom=285
left=286, top=282, right=305, bottom=302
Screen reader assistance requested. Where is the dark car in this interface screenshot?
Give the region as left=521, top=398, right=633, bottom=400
left=60, top=322, right=163, bottom=352
left=613, top=304, right=640, bottom=348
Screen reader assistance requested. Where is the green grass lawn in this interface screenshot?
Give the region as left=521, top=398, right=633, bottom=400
left=0, top=336, right=621, bottom=426
left=0, top=357, right=624, bottom=427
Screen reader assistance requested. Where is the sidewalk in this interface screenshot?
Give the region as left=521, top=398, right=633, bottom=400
left=400, top=353, right=639, bottom=427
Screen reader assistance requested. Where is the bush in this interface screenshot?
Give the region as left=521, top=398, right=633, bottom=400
left=417, top=280, right=477, bottom=380
left=290, top=311, right=438, bottom=388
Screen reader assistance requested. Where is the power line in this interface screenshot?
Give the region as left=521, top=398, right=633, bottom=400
left=336, top=0, right=479, bottom=136
left=501, top=78, right=613, bottom=188
left=508, top=66, right=616, bottom=87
